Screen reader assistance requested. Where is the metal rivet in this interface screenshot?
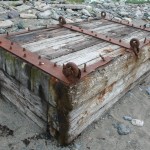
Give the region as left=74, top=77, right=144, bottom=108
left=144, top=38, right=146, bottom=43
left=23, top=53, right=26, bottom=57
left=99, top=54, right=105, bottom=61
left=10, top=46, right=12, bottom=50
left=84, top=63, right=86, bottom=72
left=119, top=39, right=122, bottom=43
left=54, top=62, right=57, bottom=67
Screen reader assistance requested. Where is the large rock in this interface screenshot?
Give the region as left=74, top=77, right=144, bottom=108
left=16, top=4, right=31, bottom=12
left=0, top=28, right=6, bottom=34
left=81, top=9, right=91, bottom=17
left=8, top=10, right=19, bottom=19
left=36, top=10, right=52, bottom=19
left=0, top=20, right=14, bottom=29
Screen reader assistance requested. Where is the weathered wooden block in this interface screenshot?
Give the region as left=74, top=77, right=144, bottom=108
left=0, top=17, right=149, bottom=145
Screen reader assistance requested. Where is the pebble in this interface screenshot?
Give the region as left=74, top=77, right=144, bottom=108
left=146, top=87, right=150, bottom=95
left=131, top=119, right=144, bottom=127
left=0, top=20, right=14, bottom=29
left=115, top=123, right=131, bottom=135
left=123, top=116, right=132, bottom=121
left=0, top=28, right=6, bottom=34
left=8, top=10, right=19, bottom=19
left=20, top=13, right=37, bottom=19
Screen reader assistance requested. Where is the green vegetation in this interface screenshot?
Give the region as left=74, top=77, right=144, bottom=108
left=67, top=0, right=84, bottom=3
left=126, top=0, right=150, bottom=4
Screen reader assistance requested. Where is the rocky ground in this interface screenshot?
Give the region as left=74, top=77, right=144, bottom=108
left=0, top=0, right=150, bottom=34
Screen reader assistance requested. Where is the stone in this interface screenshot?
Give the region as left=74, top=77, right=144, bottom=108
left=16, top=4, right=31, bottom=12
left=0, top=20, right=14, bottom=29
left=146, top=87, right=150, bottom=95
left=86, top=5, right=93, bottom=12
left=123, top=116, right=132, bottom=121
left=8, top=10, right=19, bottom=19
left=135, top=9, right=143, bottom=19
left=10, top=1, right=23, bottom=7
left=66, top=18, right=74, bottom=23
left=115, top=123, right=131, bottom=135
left=17, top=22, right=25, bottom=29
left=36, top=10, right=52, bottom=19
left=20, top=13, right=37, bottom=19
left=123, top=17, right=132, bottom=23
left=81, top=9, right=91, bottom=17
left=0, top=28, right=6, bottom=34
left=51, top=10, right=59, bottom=20
left=119, top=10, right=129, bottom=17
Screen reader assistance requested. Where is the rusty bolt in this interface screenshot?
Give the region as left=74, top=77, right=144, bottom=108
left=84, top=63, right=86, bottom=72
left=10, top=46, right=12, bottom=50
left=54, top=62, right=57, bottom=67
left=144, top=38, right=146, bottom=43
left=23, top=48, right=26, bottom=51
left=119, top=39, right=122, bottom=43
left=99, top=54, right=105, bottom=61
left=101, top=11, right=106, bottom=18
left=59, top=16, right=66, bottom=25
left=23, top=53, right=26, bottom=57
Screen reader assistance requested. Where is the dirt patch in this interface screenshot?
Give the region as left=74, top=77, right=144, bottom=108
left=0, top=124, right=14, bottom=137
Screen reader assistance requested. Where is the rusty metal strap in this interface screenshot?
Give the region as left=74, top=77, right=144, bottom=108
left=61, top=23, right=149, bottom=51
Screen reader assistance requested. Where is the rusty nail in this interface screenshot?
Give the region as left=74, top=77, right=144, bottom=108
left=10, top=46, right=12, bottom=50
left=119, top=39, right=122, bottom=43
left=39, top=62, right=44, bottom=65
left=23, top=53, right=26, bottom=57
left=144, top=38, right=146, bottom=43
left=23, top=48, right=26, bottom=51
left=84, top=63, right=86, bottom=72
left=99, top=54, right=105, bottom=61
left=54, top=62, right=57, bottom=67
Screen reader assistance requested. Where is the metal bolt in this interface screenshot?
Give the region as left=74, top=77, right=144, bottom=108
left=99, top=54, right=105, bottom=61
left=54, top=62, right=57, bottom=67
left=119, top=39, right=122, bottom=43
left=84, top=63, right=86, bottom=72
left=144, top=38, right=146, bottom=43
left=23, top=53, right=26, bottom=57
left=39, top=62, right=44, bottom=65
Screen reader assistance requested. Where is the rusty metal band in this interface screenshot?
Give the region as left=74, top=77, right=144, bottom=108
left=104, top=18, right=150, bottom=32
left=0, top=37, right=112, bottom=84
left=61, top=24, right=149, bottom=51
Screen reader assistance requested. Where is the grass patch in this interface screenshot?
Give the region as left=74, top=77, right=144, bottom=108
left=126, top=0, right=150, bottom=4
